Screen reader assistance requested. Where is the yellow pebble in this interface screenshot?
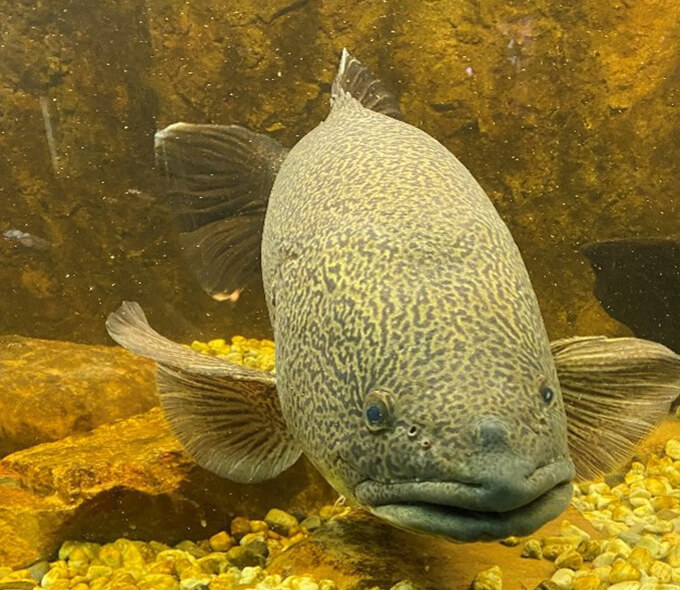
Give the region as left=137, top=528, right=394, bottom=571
left=609, top=559, right=641, bottom=583
left=627, top=546, right=653, bottom=573
left=471, top=565, right=502, bottom=590
left=572, top=573, right=600, bottom=590
left=665, top=439, right=680, bottom=460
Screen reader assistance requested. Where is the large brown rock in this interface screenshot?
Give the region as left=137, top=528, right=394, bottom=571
left=268, top=506, right=600, bottom=589
left=0, top=408, right=335, bottom=569
left=0, top=335, right=157, bottom=456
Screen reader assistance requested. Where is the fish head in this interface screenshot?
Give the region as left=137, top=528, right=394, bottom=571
left=345, top=351, right=576, bottom=542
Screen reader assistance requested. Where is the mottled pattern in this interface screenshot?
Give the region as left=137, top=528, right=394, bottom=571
left=261, top=96, right=570, bottom=501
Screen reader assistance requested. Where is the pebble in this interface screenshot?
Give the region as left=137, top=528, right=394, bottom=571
left=230, top=516, right=251, bottom=540
left=208, top=531, right=233, bottom=553
left=610, top=560, right=642, bottom=583
left=554, top=550, right=583, bottom=570
left=665, top=440, right=680, bottom=461
left=521, top=539, right=543, bottom=559
left=572, top=573, right=600, bottom=590
left=471, top=565, right=502, bottom=590
left=265, top=508, right=300, bottom=537
left=550, top=568, right=575, bottom=589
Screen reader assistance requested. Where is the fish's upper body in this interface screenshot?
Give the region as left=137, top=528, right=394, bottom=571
left=107, top=50, right=680, bottom=542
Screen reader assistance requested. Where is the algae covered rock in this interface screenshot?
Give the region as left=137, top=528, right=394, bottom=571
left=0, top=335, right=157, bottom=456
left=0, top=408, right=334, bottom=569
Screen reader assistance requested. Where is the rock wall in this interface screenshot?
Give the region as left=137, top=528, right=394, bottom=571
left=2, top=0, right=679, bottom=344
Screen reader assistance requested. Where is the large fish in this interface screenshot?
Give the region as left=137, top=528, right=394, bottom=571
left=107, top=50, right=680, bottom=542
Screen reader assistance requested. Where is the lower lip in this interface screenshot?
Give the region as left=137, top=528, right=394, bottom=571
left=368, top=481, right=574, bottom=542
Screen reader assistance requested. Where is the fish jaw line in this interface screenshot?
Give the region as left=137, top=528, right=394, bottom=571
left=354, top=459, right=575, bottom=542
left=366, top=481, right=573, bottom=542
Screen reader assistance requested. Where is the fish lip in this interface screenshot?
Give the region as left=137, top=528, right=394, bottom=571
left=354, top=459, right=575, bottom=541
left=366, top=482, right=574, bottom=542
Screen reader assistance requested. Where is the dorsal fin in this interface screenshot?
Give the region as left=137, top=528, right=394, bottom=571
left=331, top=48, right=403, bottom=120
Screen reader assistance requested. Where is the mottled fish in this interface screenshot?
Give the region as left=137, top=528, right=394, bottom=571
left=107, top=50, right=680, bottom=542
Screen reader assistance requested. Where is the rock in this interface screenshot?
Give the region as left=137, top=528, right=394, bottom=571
left=0, top=335, right=156, bottom=456
left=207, top=532, right=233, bottom=553
left=471, top=565, right=502, bottom=590
left=549, top=568, right=574, bottom=590
left=265, top=508, right=299, bottom=537
left=0, top=408, right=335, bottom=568
left=268, top=506, right=599, bottom=590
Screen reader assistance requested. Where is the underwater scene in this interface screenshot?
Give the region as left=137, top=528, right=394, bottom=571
left=2, top=0, right=680, bottom=588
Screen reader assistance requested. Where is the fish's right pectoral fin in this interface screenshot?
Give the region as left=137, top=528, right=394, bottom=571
left=153, top=122, right=289, bottom=302
left=106, top=301, right=301, bottom=483
left=552, top=335, right=680, bottom=481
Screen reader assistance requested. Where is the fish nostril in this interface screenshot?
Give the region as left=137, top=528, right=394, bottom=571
left=476, top=417, right=510, bottom=449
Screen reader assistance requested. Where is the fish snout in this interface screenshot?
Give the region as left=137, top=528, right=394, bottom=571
left=474, top=415, right=510, bottom=450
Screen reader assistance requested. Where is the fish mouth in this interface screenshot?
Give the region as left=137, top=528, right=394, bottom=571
left=355, top=459, right=575, bottom=542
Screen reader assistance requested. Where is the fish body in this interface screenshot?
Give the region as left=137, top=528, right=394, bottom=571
left=107, top=50, right=680, bottom=542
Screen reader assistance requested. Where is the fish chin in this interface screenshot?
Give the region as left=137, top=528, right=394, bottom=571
left=366, top=481, right=573, bottom=542
left=355, top=458, right=575, bottom=542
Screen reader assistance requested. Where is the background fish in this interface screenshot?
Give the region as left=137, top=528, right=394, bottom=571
left=107, top=50, right=680, bottom=542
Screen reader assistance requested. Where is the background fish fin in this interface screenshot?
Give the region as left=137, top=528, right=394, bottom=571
left=106, top=301, right=301, bottom=482
left=154, top=122, right=288, bottom=301
left=331, top=48, right=403, bottom=120
left=551, top=335, right=680, bottom=481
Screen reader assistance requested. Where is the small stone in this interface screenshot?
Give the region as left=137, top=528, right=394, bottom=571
left=542, top=544, right=569, bottom=561
left=265, top=508, right=300, bottom=537
left=665, top=439, right=680, bottom=460
left=606, top=583, right=640, bottom=590
left=521, top=539, right=543, bottom=559
left=554, top=550, right=583, bottom=570
left=534, top=582, right=560, bottom=590
left=668, top=541, right=680, bottom=567
left=628, top=546, right=654, bottom=573
left=650, top=560, right=672, bottom=583
left=572, top=573, right=600, bottom=590
left=208, top=531, right=233, bottom=553
left=225, top=546, right=264, bottom=569
left=230, top=516, right=251, bottom=540
left=560, top=521, right=591, bottom=542
left=389, top=582, right=417, bottom=590
left=635, top=537, right=664, bottom=559
left=471, top=565, right=502, bottom=590
left=610, top=560, right=641, bottom=583
left=592, top=566, right=612, bottom=582
left=577, top=540, right=602, bottom=561
left=28, top=561, right=50, bottom=583
left=239, top=567, right=265, bottom=585
left=239, top=532, right=267, bottom=546
left=196, top=553, right=228, bottom=575
left=606, top=539, right=633, bottom=557
left=98, top=545, right=122, bottom=569
left=593, top=551, right=617, bottom=567
left=499, top=536, right=520, bottom=547
left=550, top=568, right=575, bottom=589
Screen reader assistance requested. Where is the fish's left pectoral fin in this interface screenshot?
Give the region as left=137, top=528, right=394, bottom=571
left=106, top=301, right=302, bottom=483
left=552, top=335, right=680, bottom=481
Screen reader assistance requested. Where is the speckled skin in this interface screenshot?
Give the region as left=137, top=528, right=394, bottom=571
left=261, top=96, right=572, bottom=511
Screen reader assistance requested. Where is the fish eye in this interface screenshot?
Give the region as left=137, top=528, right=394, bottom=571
left=363, top=390, right=393, bottom=431
left=540, top=384, right=555, bottom=405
